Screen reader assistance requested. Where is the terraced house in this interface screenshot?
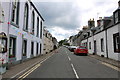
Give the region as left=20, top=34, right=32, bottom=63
left=0, top=0, right=44, bottom=74
left=81, top=1, right=120, bottom=61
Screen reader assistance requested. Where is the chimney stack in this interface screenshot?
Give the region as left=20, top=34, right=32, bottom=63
left=88, top=18, right=95, bottom=28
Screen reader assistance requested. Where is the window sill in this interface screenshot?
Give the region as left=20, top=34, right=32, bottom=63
left=9, top=56, right=15, bottom=58
left=23, top=29, right=29, bottom=32
left=11, top=22, right=19, bottom=28
left=114, top=51, right=120, bottom=53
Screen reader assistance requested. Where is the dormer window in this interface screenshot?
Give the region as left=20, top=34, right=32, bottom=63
left=113, top=1, right=120, bottom=24
left=114, top=11, right=119, bottom=24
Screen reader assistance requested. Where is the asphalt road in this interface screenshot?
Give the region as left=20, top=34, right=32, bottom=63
left=18, top=47, right=119, bottom=79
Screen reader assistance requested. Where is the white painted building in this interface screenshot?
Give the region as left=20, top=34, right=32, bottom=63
left=81, top=1, right=120, bottom=61
left=0, top=0, right=44, bottom=74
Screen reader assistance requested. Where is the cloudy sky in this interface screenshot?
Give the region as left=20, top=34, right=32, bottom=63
left=34, top=0, right=118, bottom=41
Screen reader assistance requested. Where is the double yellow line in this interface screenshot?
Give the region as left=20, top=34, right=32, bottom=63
left=101, top=62, right=120, bottom=72
left=16, top=63, right=41, bottom=80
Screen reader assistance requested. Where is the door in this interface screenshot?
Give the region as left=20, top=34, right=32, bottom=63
left=94, top=40, right=97, bottom=54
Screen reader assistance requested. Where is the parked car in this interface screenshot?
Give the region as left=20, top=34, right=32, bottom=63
left=74, top=46, right=88, bottom=55
left=69, top=46, right=77, bottom=52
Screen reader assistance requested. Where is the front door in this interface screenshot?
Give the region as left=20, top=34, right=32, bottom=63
left=94, top=40, right=97, bottom=54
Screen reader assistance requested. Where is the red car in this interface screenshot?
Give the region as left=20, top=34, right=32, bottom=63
left=74, top=46, right=88, bottom=55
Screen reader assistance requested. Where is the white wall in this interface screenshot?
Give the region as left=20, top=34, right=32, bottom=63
left=1, top=1, right=44, bottom=62
left=107, top=24, right=119, bottom=61
left=94, top=31, right=107, bottom=57
left=88, top=37, right=94, bottom=54
left=81, top=24, right=119, bottom=61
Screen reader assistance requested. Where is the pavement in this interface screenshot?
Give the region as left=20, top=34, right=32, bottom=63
left=89, top=54, right=120, bottom=68
left=1, top=47, right=120, bottom=79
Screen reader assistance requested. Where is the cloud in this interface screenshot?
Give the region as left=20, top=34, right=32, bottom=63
left=35, top=2, right=81, bottom=30
left=33, top=0, right=119, bottom=41
left=48, top=26, right=78, bottom=41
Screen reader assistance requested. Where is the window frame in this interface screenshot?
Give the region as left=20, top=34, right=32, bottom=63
left=31, top=41, right=34, bottom=55
left=36, top=17, right=39, bottom=37
left=9, top=35, right=16, bottom=58
left=113, top=33, right=120, bottom=53
left=36, top=43, right=39, bottom=55
left=40, top=21, right=42, bottom=38
left=89, top=42, right=91, bottom=49
left=22, top=39, right=27, bottom=56
left=11, top=0, right=20, bottom=27
left=23, top=3, right=29, bottom=31
left=40, top=43, right=41, bottom=54
left=31, top=11, right=35, bottom=35
left=101, top=38, right=104, bottom=52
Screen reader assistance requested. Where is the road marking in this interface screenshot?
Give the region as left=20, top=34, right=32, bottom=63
left=67, top=53, right=68, bottom=56
left=14, top=53, right=55, bottom=79
left=71, top=63, right=79, bottom=79
left=21, top=64, right=40, bottom=79
left=17, top=64, right=40, bottom=80
left=101, top=62, right=120, bottom=72
left=68, top=56, right=71, bottom=61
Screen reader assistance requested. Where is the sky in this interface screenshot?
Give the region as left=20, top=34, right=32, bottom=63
left=33, top=0, right=119, bottom=41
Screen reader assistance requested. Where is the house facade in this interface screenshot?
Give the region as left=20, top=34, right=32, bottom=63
left=81, top=1, right=120, bottom=61
left=69, top=1, right=120, bottom=61
left=0, top=0, right=44, bottom=74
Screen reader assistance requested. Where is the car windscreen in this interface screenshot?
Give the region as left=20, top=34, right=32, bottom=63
left=79, top=47, right=86, bottom=49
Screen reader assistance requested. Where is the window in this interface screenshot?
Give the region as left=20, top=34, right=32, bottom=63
left=31, top=11, right=35, bottom=34
left=31, top=42, right=34, bottom=55
left=40, top=43, right=41, bottom=54
left=11, top=0, right=20, bottom=25
left=40, top=21, right=42, bottom=38
left=9, top=37, right=16, bottom=58
left=37, top=17, right=39, bottom=37
left=101, top=38, right=104, bottom=52
left=46, top=33, right=47, bottom=37
left=89, top=42, right=91, bottom=49
left=79, top=46, right=86, bottom=49
left=114, top=12, right=118, bottom=24
left=113, top=33, right=120, bottom=53
left=36, top=43, right=39, bottom=55
left=23, top=3, right=29, bottom=31
left=22, top=39, right=27, bottom=56
left=0, top=39, right=7, bottom=53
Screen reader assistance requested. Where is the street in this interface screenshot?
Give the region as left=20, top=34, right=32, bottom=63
left=16, top=47, right=119, bottom=79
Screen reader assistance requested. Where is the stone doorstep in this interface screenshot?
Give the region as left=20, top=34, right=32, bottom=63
left=89, top=54, right=120, bottom=68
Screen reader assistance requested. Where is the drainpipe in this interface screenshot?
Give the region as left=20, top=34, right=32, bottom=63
left=117, top=0, right=120, bottom=60
left=92, top=32, right=95, bottom=55
left=105, top=29, right=108, bottom=58
left=7, top=0, right=12, bottom=69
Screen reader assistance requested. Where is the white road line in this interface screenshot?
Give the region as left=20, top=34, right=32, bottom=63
left=71, top=63, right=79, bottom=79
left=68, top=56, right=71, bottom=61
